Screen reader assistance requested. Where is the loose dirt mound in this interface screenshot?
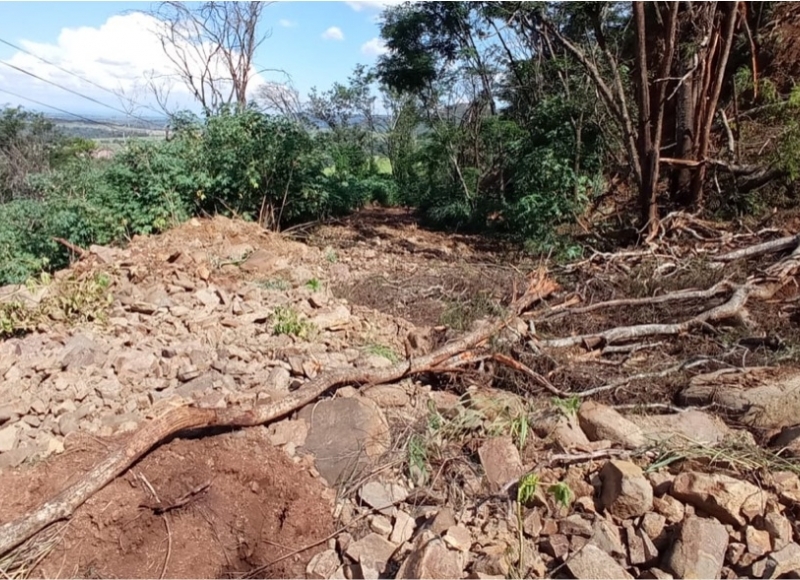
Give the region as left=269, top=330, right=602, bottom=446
left=0, top=429, right=334, bottom=579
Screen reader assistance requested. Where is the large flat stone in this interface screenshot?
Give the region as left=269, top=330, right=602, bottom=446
left=299, top=397, right=390, bottom=486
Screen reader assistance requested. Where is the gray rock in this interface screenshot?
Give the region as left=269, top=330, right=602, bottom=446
left=309, top=305, right=351, bottom=331
left=0, top=423, right=19, bottom=452
left=113, top=350, right=157, bottom=378
left=681, top=368, right=800, bottom=430
left=369, top=515, right=393, bottom=536
left=267, top=419, right=309, bottom=448
left=57, top=412, right=80, bottom=436
left=640, top=512, right=666, bottom=541
left=345, top=533, right=397, bottom=576
left=95, top=377, right=122, bottom=403
left=626, top=523, right=659, bottom=566
left=299, top=397, right=390, bottom=486
left=177, top=366, right=202, bottom=382
left=396, top=530, right=463, bottom=579
left=578, top=401, right=645, bottom=448
left=306, top=549, right=341, bottom=579
left=430, top=507, right=457, bottom=535
left=532, top=409, right=592, bottom=450
left=478, top=436, right=524, bottom=491
left=670, top=471, right=766, bottom=526
left=0, top=446, right=38, bottom=469
left=666, top=516, right=727, bottom=579
left=176, top=372, right=218, bottom=397
left=630, top=410, right=734, bottom=447
left=390, top=510, right=416, bottom=545
left=592, top=517, right=626, bottom=557
left=764, top=512, right=793, bottom=550
left=194, top=288, right=220, bottom=308
left=358, top=481, right=408, bottom=516
left=541, top=534, right=569, bottom=559
left=362, top=384, right=409, bottom=407
left=566, top=543, right=633, bottom=579
left=0, top=405, right=20, bottom=426
left=752, top=542, right=800, bottom=579
left=599, top=460, right=653, bottom=519
left=267, top=366, right=292, bottom=391
left=59, top=333, right=106, bottom=370
left=443, top=525, right=472, bottom=552
left=653, top=494, right=685, bottom=523
left=745, top=525, right=772, bottom=558
left=559, top=514, right=592, bottom=537
left=639, top=569, right=674, bottom=580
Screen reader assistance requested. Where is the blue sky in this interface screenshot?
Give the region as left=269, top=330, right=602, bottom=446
left=0, top=1, right=399, bottom=118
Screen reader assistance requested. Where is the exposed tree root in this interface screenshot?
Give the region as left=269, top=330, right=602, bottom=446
left=0, top=272, right=558, bottom=558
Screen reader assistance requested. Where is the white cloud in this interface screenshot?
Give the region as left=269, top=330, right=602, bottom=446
left=345, top=0, right=406, bottom=11
left=0, top=12, right=270, bottom=115
left=279, top=18, right=296, bottom=28
left=360, top=38, right=388, bottom=57
left=321, top=26, right=344, bottom=41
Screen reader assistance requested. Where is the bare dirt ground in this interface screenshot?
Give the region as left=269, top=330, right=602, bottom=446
left=0, top=429, right=335, bottom=579
left=3, top=206, right=800, bottom=579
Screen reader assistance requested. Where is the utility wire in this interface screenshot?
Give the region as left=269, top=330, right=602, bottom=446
left=0, top=59, right=161, bottom=127
left=0, top=36, right=166, bottom=119
left=0, top=86, right=142, bottom=133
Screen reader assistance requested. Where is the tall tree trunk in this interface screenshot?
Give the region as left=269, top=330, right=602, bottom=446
left=673, top=52, right=696, bottom=201
left=634, top=2, right=657, bottom=234
left=689, top=2, right=740, bottom=209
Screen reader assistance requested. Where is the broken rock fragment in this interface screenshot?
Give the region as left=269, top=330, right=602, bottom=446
left=670, top=471, right=766, bottom=526
left=566, top=543, right=633, bottom=579
left=666, top=516, right=728, bottom=579
left=396, top=530, right=463, bottom=579
left=599, top=460, right=653, bottom=519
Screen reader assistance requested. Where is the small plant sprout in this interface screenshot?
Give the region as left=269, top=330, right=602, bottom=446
left=364, top=343, right=399, bottom=363
left=271, top=305, right=313, bottom=338
left=325, top=248, right=338, bottom=263
left=515, top=472, right=540, bottom=576
left=516, top=473, right=540, bottom=506
left=510, top=415, right=530, bottom=451
left=552, top=395, right=581, bottom=417
left=305, top=278, right=322, bottom=292
left=406, top=434, right=429, bottom=485
left=549, top=482, right=574, bottom=509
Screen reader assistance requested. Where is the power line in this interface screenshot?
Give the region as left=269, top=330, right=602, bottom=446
left=0, top=36, right=166, bottom=119
left=0, top=59, right=160, bottom=127
left=0, top=86, right=141, bottom=133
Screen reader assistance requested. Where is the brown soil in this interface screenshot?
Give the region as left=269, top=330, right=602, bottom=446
left=0, top=429, right=335, bottom=579
left=307, top=207, right=528, bottom=328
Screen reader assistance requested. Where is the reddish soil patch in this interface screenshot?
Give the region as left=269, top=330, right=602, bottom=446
left=0, top=429, right=335, bottom=579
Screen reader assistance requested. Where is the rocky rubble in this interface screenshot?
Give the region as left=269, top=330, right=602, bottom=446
left=3, top=214, right=800, bottom=579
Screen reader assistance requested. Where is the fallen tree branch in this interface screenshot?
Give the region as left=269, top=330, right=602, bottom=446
left=52, top=237, right=88, bottom=259
left=542, top=281, right=733, bottom=321
left=715, top=233, right=800, bottom=262
left=538, top=282, right=775, bottom=349
left=0, top=271, right=558, bottom=558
